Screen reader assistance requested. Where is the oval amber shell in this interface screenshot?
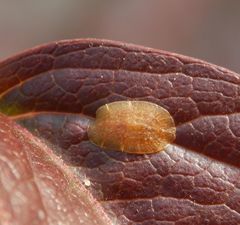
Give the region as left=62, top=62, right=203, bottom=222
left=88, top=101, right=176, bottom=154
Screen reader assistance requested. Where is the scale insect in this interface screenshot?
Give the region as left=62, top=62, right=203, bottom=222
left=87, top=101, right=176, bottom=154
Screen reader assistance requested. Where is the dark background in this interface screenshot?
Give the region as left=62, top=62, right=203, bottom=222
left=1, top=0, right=240, bottom=72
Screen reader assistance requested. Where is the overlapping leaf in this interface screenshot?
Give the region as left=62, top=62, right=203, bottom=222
left=0, top=114, right=111, bottom=225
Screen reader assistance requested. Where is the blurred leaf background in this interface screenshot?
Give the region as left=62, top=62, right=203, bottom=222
left=1, top=0, right=240, bottom=72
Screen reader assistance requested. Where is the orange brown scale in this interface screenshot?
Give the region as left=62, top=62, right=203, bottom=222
left=87, top=101, right=176, bottom=154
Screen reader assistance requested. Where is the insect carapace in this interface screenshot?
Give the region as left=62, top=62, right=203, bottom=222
left=88, top=101, right=176, bottom=154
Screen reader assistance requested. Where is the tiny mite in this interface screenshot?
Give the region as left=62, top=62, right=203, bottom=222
left=88, top=101, right=176, bottom=154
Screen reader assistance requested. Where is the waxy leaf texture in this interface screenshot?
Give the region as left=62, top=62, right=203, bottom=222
left=0, top=114, right=111, bottom=225
left=0, top=39, right=240, bottom=225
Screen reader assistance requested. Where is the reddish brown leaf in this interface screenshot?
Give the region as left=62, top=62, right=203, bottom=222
left=0, top=39, right=240, bottom=224
left=0, top=114, right=111, bottom=225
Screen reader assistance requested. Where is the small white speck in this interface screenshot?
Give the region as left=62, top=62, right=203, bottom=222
left=83, top=179, right=91, bottom=187
left=84, top=212, right=89, bottom=218
left=37, top=210, right=45, bottom=220
left=0, top=128, right=5, bottom=133
left=105, top=104, right=110, bottom=112
left=128, top=101, right=132, bottom=107
left=62, top=207, right=67, bottom=212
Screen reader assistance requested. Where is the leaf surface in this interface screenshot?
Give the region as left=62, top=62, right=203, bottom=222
left=0, top=114, right=111, bottom=225
left=0, top=39, right=240, bottom=224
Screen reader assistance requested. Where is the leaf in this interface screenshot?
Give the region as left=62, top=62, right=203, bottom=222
left=0, top=114, right=111, bottom=225
left=0, top=39, right=240, bottom=224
